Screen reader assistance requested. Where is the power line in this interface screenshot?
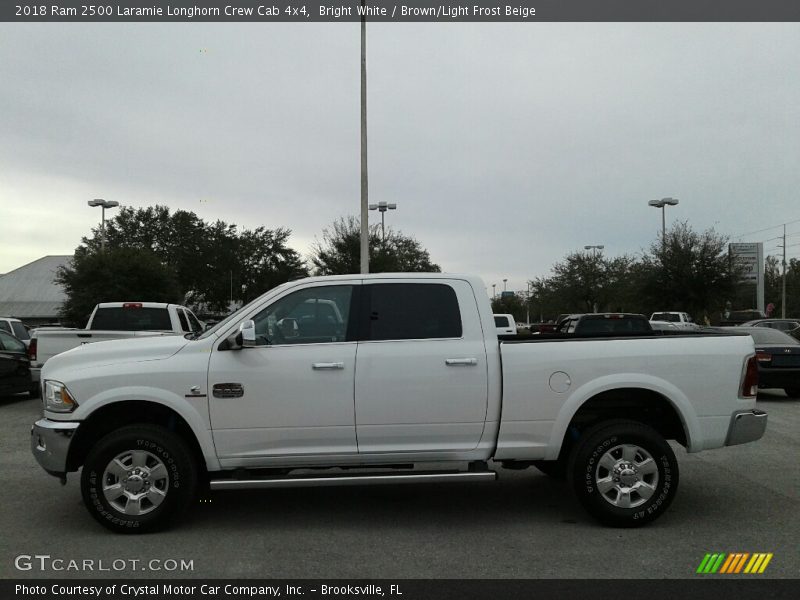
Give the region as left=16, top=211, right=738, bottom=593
left=732, top=218, right=800, bottom=240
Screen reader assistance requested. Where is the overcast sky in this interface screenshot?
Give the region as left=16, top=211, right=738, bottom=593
left=1, top=23, right=799, bottom=292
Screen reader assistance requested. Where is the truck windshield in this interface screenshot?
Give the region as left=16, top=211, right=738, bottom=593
left=90, top=307, right=173, bottom=331
left=11, top=322, right=30, bottom=340
left=651, top=313, right=680, bottom=322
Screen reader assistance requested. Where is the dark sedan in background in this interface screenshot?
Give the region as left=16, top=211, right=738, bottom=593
left=722, top=327, right=800, bottom=398
left=0, top=330, right=35, bottom=397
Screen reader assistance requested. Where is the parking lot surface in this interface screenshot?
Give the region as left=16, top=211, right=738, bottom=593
left=1, top=390, right=797, bottom=579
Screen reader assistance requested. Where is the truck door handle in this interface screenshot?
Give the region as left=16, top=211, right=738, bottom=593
left=445, top=358, right=478, bottom=366
left=312, top=362, right=345, bottom=370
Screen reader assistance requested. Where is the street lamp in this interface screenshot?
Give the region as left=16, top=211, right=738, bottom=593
left=87, top=199, right=119, bottom=251
left=368, top=201, right=397, bottom=242
left=503, top=278, right=508, bottom=292
left=648, top=197, right=679, bottom=252
left=492, top=283, right=496, bottom=299
left=584, top=245, right=604, bottom=256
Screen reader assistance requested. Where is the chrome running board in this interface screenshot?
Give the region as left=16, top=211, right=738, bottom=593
left=209, top=470, right=497, bottom=491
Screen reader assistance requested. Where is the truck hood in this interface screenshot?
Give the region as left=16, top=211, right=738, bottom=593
left=42, top=334, right=190, bottom=379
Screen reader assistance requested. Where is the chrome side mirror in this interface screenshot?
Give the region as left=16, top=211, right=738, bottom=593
left=240, top=320, right=256, bottom=347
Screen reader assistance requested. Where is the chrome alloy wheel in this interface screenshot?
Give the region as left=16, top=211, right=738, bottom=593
left=101, top=450, right=169, bottom=516
left=595, top=444, right=659, bottom=508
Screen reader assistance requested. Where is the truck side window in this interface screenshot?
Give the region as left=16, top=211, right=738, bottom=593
left=0, top=321, right=11, bottom=334
left=251, top=285, right=354, bottom=346
left=364, top=283, right=462, bottom=341
left=177, top=310, right=190, bottom=332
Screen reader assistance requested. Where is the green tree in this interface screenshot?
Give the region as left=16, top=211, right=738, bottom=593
left=638, top=221, right=742, bottom=322
left=529, top=251, right=641, bottom=318
left=310, top=216, right=441, bottom=275
left=79, top=205, right=308, bottom=312
left=491, top=293, right=528, bottom=324
left=56, top=247, right=181, bottom=326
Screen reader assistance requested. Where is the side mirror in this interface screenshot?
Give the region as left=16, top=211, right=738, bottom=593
left=240, top=320, right=256, bottom=347
left=223, top=319, right=257, bottom=350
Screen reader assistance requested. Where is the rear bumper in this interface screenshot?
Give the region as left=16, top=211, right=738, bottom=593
left=30, top=418, right=80, bottom=477
left=725, top=409, right=768, bottom=446
left=757, top=369, right=800, bottom=389
left=30, top=367, right=41, bottom=383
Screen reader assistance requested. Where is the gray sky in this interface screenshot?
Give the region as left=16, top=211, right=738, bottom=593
left=1, top=23, right=799, bottom=293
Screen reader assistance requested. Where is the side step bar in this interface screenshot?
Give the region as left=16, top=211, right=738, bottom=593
left=209, top=470, right=497, bottom=491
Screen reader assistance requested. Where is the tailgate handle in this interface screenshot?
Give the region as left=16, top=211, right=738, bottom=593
left=446, top=358, right=477, bottom=366
left=76, top=333, right=92, bottom=338
left=312, top=362, right=345, bottom=370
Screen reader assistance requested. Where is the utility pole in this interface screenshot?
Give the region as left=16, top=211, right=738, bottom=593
left=782, top=224, right=787, bottom=318
left=359, top=1, right=369, bottom=274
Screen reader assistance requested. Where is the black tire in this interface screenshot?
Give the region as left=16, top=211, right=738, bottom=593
left=568, top=420, right=679, bottom=527
left=28, top=383, right=40, bottom=398
left=532, top=459, right=567, bottom=480
left=81, top=425, right=198, bottom=534
left=784, top=388, right=800, bottom=399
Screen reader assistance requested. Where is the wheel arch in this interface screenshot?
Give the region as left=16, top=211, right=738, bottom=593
left=67, top=400, right=215, bottom=473
left=547, top=377, right=700, bottom=460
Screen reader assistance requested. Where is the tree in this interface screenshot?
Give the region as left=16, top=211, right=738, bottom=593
left=78, top=205, right=308, bottom=312
left=310, top=216, right=441, bottom=275
left=529, top=251, right=642, bottom=319
left=638, top=221, right=743, bottom=322
left=56, top=247, right=181, bottom=326
left=491, top=293, right=528, bottom=324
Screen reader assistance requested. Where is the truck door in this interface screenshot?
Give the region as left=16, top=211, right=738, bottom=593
left=354, top=280, right=489, bottom=454
left=208, top=283, right=360, bottom=466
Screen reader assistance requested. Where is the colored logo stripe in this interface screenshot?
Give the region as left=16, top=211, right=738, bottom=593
left=698, top=553, right=772, bottom=574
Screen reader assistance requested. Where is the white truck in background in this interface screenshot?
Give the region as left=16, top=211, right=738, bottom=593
left=31, top=274, right=766, bottom=533
left=650, top=312, right=700, bottom=330
left=29, top=302, right=203, bottom=383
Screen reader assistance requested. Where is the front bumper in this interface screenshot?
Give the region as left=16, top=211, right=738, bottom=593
left=725, top=409, right=768, bottom=446
left=31, top=418, right=80, bottom=477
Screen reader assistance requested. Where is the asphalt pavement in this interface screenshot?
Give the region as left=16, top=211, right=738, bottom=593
left=1, top=390, right=797, bottom=579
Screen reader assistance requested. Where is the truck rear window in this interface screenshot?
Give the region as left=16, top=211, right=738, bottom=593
left=90, top=307, right=173, bottom=331
left=365, top=283, right=462, bottom=341
left=577, top=318, right=651, bottom=334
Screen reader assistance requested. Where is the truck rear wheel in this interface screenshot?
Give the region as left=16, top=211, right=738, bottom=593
left=568, top=420, right=679, bottom=527
left=80, top=425, right=197, bottom=533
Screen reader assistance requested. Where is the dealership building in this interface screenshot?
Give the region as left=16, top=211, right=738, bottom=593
left=0, top=255, right=71, bottom=326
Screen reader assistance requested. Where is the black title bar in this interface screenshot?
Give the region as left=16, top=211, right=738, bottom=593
left=4, top=1, right=800, bottom=22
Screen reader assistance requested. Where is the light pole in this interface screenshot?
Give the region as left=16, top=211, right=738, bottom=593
left=526, top=281, right=532, bottom=325
left=584, top=244, right=604, bottom=256
left=87, top=199, right=119, bottom=251
left=368, top=201, right=397, bottom=242
left=359, top=0, right=369, bottom=274
left=503, top=278, right=508, bottom=292
left=648, top=197, right=679, bottom=252
left=492, top=284, right=496, bottom=299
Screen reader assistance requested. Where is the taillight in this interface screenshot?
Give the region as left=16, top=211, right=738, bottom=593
left=756, top=351, right=772, bottom=364
left=740, top=355, right=759, bottom=398
left=27, top=338, right=37, bottom=362
left=123, top=303, right=143, bottom=309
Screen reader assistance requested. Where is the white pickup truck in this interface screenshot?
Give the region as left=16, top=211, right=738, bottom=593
left=30, top=274, right=766, bottom=533
left=29, top=302, right=204, bottom=384
left=650, top=312, right=700, bottom=330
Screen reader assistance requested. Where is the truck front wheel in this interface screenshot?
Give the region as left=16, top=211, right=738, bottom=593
left=80, top=425, right=198, bottom=533
left=569, top=420, right=679, bottom=527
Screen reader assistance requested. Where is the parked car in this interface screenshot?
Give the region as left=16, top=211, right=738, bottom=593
left=739, top=319, right=800, bottom=339
left=31, top=274, right=765, bottom=533
left=556, top=313, right=653, bottom=334
left=720, top=326, right=800, bottom=398
left=720, top=309, right=766, bottom=326
left=0, top=316, right=32, bottom=347
left=0, top=330, right=36, bottom=397
left=493, top=314, right=517, bottom=336
left=29, top=302, right=203, bottom=384
left=649, top=312, right=699, bottom=330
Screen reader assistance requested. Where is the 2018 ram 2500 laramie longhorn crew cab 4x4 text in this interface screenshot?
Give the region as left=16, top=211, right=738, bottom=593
left=31, top=274, right=766, bottom=532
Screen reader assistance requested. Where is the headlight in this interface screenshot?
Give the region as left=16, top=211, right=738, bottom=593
left=44, top=380, right=78, bottom=413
